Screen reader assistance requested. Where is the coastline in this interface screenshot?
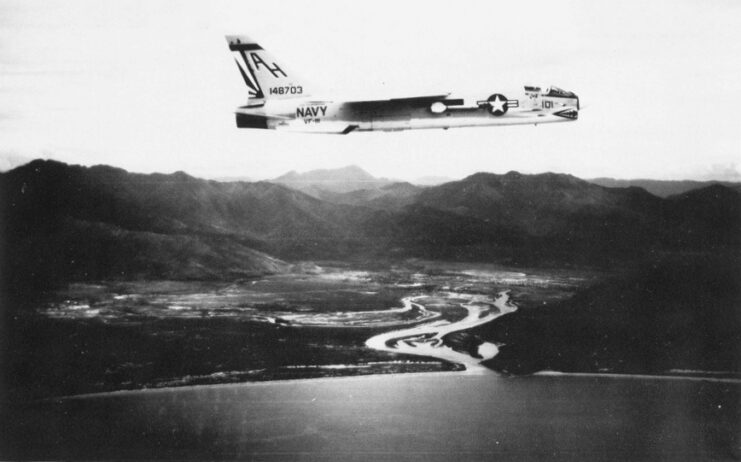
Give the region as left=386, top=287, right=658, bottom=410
left=48, top=365, right=741, bottom=402
left=50, top=369, right=470, bottom=401
left=533, top=370, right=741, bottom=384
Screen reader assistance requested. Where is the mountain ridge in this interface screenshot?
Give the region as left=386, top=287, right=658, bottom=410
left=2, top=159, right=739, bottom=289
left=588, top=177, right=741, bottom=198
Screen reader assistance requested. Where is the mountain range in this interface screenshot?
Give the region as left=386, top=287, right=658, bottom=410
left=588, top=177, right=741, bottom=197
left=270, top=165, right=741, bottom=202
left=1, top=160, right=739, bottom=289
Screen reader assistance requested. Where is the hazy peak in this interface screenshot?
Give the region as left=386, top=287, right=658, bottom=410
left=413, top=175, right=455, bottom=186
left=271, top=165, right=393, bottom=194
left=274, top=165, right=375, bottom=183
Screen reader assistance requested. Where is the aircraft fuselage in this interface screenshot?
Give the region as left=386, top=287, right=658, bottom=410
left=226, top=35, right=579, bottom=134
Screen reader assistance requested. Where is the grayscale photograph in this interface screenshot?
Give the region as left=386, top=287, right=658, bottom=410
left=1, top=0, right=740, bottom=460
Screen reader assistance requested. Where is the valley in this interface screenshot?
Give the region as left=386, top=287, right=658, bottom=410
left=5, top=263, right=587, bottom=399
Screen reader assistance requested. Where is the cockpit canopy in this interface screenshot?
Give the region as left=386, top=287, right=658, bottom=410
left=524, top=85, right=576, bottom=98
left=543, top=86, right=577, bottom=98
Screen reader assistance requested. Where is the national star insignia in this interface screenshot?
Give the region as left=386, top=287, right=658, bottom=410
left=490, top=95, right=508, bottom=113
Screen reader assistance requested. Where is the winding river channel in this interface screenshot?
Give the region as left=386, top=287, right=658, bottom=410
left=365, top=291, right=517, bottom=372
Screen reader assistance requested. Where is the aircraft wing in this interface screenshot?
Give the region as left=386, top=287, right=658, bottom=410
left=343, top=94, right=450, bottom=104
left=235, top=107, right=292, bottom=120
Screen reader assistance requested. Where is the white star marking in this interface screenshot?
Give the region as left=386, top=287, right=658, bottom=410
left=490, top=95, right=507, bottom=113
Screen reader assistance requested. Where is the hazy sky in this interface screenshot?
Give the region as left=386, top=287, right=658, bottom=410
left=1, top=0, right=740, bottom=181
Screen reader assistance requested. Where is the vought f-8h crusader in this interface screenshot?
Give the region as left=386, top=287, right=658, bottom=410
left=226, top=35, right=579, bottom=134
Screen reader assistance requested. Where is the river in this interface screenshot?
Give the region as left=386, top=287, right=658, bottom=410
left=365, top=291, right=517, bottom=371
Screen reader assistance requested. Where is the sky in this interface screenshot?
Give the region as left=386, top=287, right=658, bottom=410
left=1, top=0, right=740, bottom=182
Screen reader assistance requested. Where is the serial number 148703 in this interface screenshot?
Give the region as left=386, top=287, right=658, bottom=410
left=269, top=86, right=303, bottom=95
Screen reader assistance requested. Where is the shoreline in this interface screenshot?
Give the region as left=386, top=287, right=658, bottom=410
left=534, top=370, right=741, bottom=384
left=47, top=366, right=741, bottom=403
left=46, top=370, right=471, bottom=401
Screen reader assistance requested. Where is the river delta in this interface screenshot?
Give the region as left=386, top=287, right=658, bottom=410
left=8, top=262, right=587, bottom=398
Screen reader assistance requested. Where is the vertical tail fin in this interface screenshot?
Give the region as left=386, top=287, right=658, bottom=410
left=226, top=35, right=309, bottom=100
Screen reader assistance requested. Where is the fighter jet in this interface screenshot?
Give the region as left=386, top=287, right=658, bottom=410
left=226, top=35, right=579, bottom=134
